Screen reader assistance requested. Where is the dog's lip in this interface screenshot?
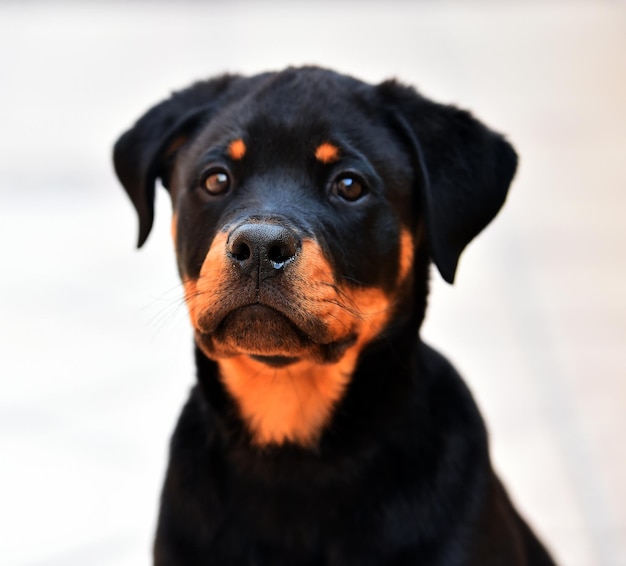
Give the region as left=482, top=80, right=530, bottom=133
left=217, top=303, right=305, bottom=337
left=249, top=355, right=300, bottom=367
left=198, top=300, right=336, bottom=346
left=209, top=303, right=308, bottom=357
left=195, top=302, right=359, bottom=363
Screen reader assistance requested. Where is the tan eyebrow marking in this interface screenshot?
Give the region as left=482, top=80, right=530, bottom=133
left=315, top=142, right=340, bottom=164
left=228, top=138, right=247, bottom=160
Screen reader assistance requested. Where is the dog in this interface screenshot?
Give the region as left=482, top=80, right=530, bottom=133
left=113, top=67, right=556, bottom=565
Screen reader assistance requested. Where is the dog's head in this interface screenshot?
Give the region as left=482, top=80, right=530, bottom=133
left=113, top=67, right=516, bottom=445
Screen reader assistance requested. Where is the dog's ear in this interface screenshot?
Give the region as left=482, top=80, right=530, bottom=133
left=378, top=80, right=518, bottom=284
left=113, top=75, right=241, bottom=247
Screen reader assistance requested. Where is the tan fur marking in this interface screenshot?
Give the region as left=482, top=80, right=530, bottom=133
left=182, top=232, right=229, bottom=328
left=228, top=138, right=247, bottom=160
left=398, top=228, right=414, bottom=282
left=219, top=356, right=352, bottom=446
left=315, top=142, right=340, bottom=164
left=296, top=240, right=391, bottom=342
left=183, top=279, right=199, bottom=325
left=170, top=213, right=178, bottom=243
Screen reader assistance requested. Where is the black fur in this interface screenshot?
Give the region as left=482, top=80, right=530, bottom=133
left=113, top=67, right=556, bottom=565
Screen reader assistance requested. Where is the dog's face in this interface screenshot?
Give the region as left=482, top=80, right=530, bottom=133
left=114, top=67, right=516, bottom=446
left=169, top=73, right=416, bottom=367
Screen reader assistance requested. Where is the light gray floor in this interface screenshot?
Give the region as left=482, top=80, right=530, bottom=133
left=1, top=1, right=624, bottom=564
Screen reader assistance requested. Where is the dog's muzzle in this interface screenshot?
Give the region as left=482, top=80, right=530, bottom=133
left=188, top=218, right=358, bottom=363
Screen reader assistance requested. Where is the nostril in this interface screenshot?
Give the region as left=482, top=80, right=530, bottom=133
left=231, top=240, right=251, bottom=262
left=268, top=242, right=296, bottom=269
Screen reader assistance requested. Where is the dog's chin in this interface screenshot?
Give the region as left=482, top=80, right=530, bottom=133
left=216, top=304, right=308, bottom=356
left=194, top=304, right=310, bottom=360
left=195, top=304, right=357, bottom=364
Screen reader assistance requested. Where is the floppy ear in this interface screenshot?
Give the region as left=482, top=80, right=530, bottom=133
left=378, top=80, right=518, bottom=284
left=113, top=75, right=241, bottom=247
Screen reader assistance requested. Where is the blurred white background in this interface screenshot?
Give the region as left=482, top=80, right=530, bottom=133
left=1, top=1, right=624, bottom=564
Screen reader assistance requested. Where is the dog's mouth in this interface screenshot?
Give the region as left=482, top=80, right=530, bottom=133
left=214, top=304, right=308, bottom=356
left=249, top=354, right=299, bottom=367
left=195, top=303, right=357, bottom=363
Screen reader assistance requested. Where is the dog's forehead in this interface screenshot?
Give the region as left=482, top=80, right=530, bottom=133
left=244, top=68, right=374, bottom=121
left=190, top=75, right=402, bottom=172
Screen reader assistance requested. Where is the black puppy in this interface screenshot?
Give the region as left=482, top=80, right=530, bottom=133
left=114, top=67, right=556, bottom=565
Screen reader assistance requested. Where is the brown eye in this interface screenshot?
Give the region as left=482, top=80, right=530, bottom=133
left=332, top=175, right=366, bottom=201
left=203, top=170, right=231, bottom=195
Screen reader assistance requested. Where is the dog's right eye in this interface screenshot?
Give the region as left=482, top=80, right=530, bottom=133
left=202, top=169, right=231, bottom=195
left=331, top=174, right=367, bottom=202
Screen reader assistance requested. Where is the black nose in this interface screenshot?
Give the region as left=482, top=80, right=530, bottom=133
left=227, top=222, right=300, bottom=278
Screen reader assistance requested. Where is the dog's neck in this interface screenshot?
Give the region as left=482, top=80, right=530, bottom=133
left=216, top=354, right=358, bottom=447
left=195, top=327, right=422, bottom=451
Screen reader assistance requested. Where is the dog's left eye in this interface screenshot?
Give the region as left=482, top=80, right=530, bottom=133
left=203, top=169, right=231, bottom=195
left=331, top=175, right=366, bottom=201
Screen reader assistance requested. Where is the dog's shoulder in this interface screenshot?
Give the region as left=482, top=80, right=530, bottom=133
left=420, top=343, right=487, bottom=427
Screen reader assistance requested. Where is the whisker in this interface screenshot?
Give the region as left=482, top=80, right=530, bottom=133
left=335, top=274, right=369, bottom=286
left=322, top=309, right=353, bottom=332
left=143, top=300, right=190, bottom=337
left=137, top=282, right=194, bottom=336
